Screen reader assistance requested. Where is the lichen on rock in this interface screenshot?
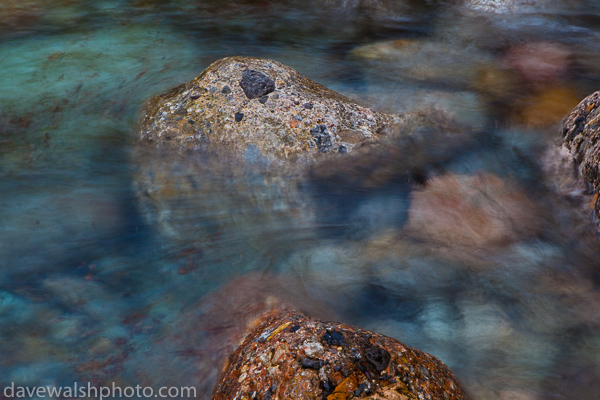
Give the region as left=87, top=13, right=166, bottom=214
left=211, top=310, right=469, bottom=400
left=138, top=56, right=397, bottom=169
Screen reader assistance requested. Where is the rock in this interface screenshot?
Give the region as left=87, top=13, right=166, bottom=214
left=561, top=90, right=600, bottom=217
left=504, top=41, right=571, bottom=87
left=461, top=0, right=545, bottom=14
left=138, top=56, right=396, bottom=169
left=133, top=56, right=464, bottom=252
left=134, top=55, right=399, bottom=255
left=459, top=0, right=580, bottom=16
left=212, top=310, right=469, bottom=400
left=305, top=109, right=479, bottom=237
left=406, top=172, right=544, bottom=246
left=351, top=39, right=497, bottom=89
left=132, top=144, right=315, bottom=260
left=119, top=272, right=337, bottom=397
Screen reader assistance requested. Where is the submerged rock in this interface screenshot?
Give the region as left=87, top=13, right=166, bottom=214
left=561, top=90, right=600, bottom=217
left=138, top=56, right=396, bottom=169
left=212, top=309, right=469, bottom=400
left=134, top=55, right=399, bottom=257
left=406, top=173, right=544, bottom=247
left=133, top=56, right=468, bottom=252
left=461, top=0, right=550, bottom=14
left=351, top=39, right=498, bottom=90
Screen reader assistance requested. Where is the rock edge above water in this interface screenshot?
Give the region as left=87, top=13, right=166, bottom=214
left=138, top=56, right=397, bottom=169
left=212, top=310, right=469, bottom=400
left=561, top=90, right=600, bottom=215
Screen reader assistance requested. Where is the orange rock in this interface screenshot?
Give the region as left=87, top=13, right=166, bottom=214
left=327, top=376, right=357, bottom=400
left=211, top=310, right=469, bottom=400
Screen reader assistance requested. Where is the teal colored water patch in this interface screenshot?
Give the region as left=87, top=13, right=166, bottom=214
left=0, top=24, right=201, bottom=173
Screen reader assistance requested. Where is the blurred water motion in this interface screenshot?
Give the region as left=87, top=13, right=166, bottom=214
left=2, top=1, right=600, bottom=399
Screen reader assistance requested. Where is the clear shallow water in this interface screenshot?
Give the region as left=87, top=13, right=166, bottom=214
left=2, top=0, right=600, bottom=399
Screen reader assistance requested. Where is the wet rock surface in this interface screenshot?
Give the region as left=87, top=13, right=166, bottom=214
left=138, top=56, right=396, bottom=169
left=561, top=90, right=600, bottom=217
left=212, top=310, right=469, bottom=400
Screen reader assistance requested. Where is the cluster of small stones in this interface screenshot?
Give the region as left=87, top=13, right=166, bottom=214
left=561, top=90, right=600, bottom=216
left=138, top=56, right=398, bottom=170
left=212, top=310, right=469, bottom=400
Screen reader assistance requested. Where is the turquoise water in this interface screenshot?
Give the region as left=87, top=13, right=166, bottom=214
left=2, top=1, right=600, bottom=399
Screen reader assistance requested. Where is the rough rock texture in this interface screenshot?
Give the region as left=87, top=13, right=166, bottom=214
left=138, top=56, right=397, bottom=169
left=561, top=90, right=600, bottom=216
left=133, top=56, right=467, bottom=252
left=212, top=310, right=469, bottom=400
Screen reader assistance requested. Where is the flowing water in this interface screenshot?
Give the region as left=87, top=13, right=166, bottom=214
left=2, top=0, right=600, bottom=399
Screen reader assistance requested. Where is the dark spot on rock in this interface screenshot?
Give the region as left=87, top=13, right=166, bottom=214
left=301, top=358, right=324, bottom=370
left=165, top=136, right=172, bottom=141
left=355, top=383, right=368, bottom=397
left=322, top=330, right=345, bottom=346
left=240, top=69, right=275, bottom=99
left=303, top=102, right=313, bottom=109
left=263, top=386, right=273, bottom=400
left=338, top=145, right=347, bottom=154
left=188, top=119, right=194, bottom=124
left=365, top=345, right=391, bottom=372
left=189, top=86, right=204, bottom=99
left=235, top=112, right=244, bottom=122
left=568, top=115, right=587, bottom=142
left=174, top=116, right=183, bottom=121
left=322, top=380, right=334, bottom=394
left=222, top=85, right=231, bottom=94
left=310, top=124, right=333, bottom=153
left=289, top=325, right=300, bottom=333
left=259, top=95, right=269, bottom=104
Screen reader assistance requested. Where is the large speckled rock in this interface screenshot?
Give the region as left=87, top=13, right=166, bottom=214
left=212, top=310, right=469, bottom=400
left=561, top=90, right=600, bottom=217
left=138, top=56, right=397, bottom=169
left=133, top=56, right=460, bottom=255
